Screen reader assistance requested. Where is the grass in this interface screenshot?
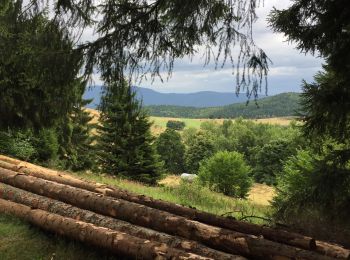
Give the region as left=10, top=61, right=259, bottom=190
left=85, top=108, right=295, bottom=136
left=0, top=214, right=120, bottom=260
left=0, top=171, right=273, bottom=259
left=71, top=172, right=272, bottom=222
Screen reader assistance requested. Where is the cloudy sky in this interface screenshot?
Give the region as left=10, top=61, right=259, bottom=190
left=90, top=0, right=323, bottom=95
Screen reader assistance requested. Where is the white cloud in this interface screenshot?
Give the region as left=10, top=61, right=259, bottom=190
left=86, top=0, right=323, bottom=95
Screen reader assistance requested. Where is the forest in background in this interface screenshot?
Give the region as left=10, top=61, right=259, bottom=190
left=146, top=92, right=300, bottom=118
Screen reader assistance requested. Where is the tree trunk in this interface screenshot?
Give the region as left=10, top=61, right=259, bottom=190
left=0, top=199, right=211, bottom=260
left=0, top=157, right=317, bottom=251
left=0, top=183, right=241, bottom=260
left=0, top=167, right=333, bottom=260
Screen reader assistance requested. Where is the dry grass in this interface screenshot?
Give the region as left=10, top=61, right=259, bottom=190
left=253, top=117, right=296, bottom=126
left=158, top=175, right=275, bottom=206
left=248, top=183, right=276, bottom=206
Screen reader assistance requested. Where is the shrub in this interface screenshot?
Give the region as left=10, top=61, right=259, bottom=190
left=0, top=130, right=37, bottom=161
left=198, top=151, right=252, bottom=198
left=166, top=120, right=185, bottom=130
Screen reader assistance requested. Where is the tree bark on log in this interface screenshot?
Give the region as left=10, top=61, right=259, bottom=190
left=0, top=157, right=317, bottom=251
left=0, top=167, right=333, bottom=260
left=0, top=183, right=242, bottom=260
left=0, top=199, right=212, bottom=260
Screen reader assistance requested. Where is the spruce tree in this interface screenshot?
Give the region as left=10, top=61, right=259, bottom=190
left=57, top=80, right=96, bottom=171
left=97, top=81, right=162, bottom=185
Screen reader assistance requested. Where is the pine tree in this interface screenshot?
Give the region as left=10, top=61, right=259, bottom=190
left=0, top=1, right=83, bottom=129
left=97, top=81, right=162, bottom=185
left=57, top=80, right=96, bottom=171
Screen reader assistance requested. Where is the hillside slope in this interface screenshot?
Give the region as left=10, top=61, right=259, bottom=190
left=83, top=86, right=265, bottom=108
left=146, top=92, right=301, bottom=119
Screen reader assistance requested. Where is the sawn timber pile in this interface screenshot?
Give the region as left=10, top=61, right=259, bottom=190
left=0, top=155, right=349, bottom=259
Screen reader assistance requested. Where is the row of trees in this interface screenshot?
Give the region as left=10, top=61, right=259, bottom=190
left=146, top=93, right=300, bottom=119
left=155, top=118, right=302, bottom=196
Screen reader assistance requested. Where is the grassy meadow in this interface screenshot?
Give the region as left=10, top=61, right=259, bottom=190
left=86, top=108, right=295, bottom=136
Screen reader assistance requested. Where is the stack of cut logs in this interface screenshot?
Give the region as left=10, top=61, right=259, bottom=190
left=0, top=155, right=349, bottom=260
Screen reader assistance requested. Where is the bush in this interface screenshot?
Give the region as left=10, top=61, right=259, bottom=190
left=198, top=151, right=252, bottom=198
left=166, top=120, right=186, bottom=130
left=0, top=130, right=37, bottom=161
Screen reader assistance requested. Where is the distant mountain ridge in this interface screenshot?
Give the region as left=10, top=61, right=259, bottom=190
left=83, top=86, right=265, bottom=108
left=146, top=93, right=301, bottom=119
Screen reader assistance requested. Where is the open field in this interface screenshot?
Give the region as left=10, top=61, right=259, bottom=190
left=86, top=108, right=296, bottom=135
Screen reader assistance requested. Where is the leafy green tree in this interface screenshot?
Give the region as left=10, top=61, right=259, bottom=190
left=155, top=129, right=185, bottom=174
left=97, top=80, right=162, bottom=185
left=182, top=127, right=198, bottom=147
left=198, top=151, right=252, bottom=198
left=184, top=133, right=215, bottom=174
left=166, top=120, right=185, bottom=131
left=253, top=139, right=297, bottom=185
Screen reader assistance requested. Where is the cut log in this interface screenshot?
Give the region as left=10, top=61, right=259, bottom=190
left=0, top=167, right=333, bottom=260
left=0, top=199, right=213, bottom=260
left=0, top=183, right=241, bottom=260
left=0, top=158, right=317, bottom=251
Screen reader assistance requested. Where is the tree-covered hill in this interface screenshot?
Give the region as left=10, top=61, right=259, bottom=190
left=146, top=92, right=301, bottom=119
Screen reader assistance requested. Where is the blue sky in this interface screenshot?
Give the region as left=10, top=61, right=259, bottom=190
left=90, top=0, right=323, bottom=95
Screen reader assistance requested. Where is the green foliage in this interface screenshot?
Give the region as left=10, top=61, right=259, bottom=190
left=269, top=0, right=350, bottom=238
left=146, top=93, right=300, bottom=119
left=166, top=120, right=185, bottom=131
left=198, top=151, right=252, bottom=198
left=184, top=133, right=215, bottom=174
left=0, top=2, right=83, bottom=129
left=253, top=139, right=297, bottom=185
left=35, top=128, right=59, bottom=162
left=301, top=67, right=350, bottom=142
left=273, top=142, right=350, bottom=224
left=0, top=129, right=37, bottom=161
left=155, top=129, right=185, bottom=174
left=56, top=81, right=96, bottom=171
left=97, top=81, right=162, bottom=185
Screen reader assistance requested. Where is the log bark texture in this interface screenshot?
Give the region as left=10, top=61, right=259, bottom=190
left=0, top=183, right=241, bottom=260
left=0, top=157, right=317, bottom=251
left=0, top=198, right=210, bottom=260
left=0, top=167, right=333, bottom=260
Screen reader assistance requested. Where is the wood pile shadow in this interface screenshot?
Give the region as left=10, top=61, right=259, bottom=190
left=0, top=154, right=349, bottom=259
